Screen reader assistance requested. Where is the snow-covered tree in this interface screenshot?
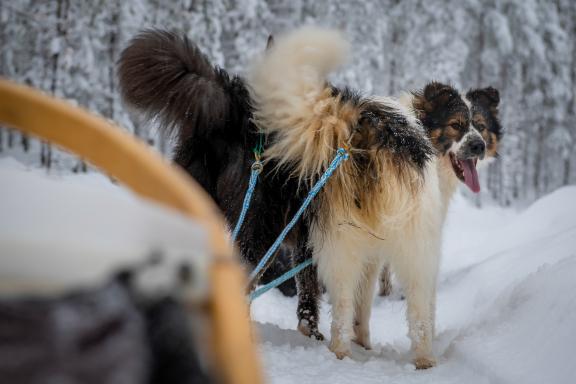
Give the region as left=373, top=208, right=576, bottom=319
left=0, top=0, right=574, bottom=206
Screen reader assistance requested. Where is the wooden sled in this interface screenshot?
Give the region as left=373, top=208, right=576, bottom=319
left=0, top=78, right=262, bottom=384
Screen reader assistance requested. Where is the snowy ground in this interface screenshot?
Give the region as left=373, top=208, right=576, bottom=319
left=252, top=188, right=576, bottom=384
left=1, top=158, right=575, bottom=383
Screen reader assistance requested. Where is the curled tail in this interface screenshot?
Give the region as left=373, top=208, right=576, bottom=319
left=247, top=27, right=353, bottom=183
left=118, top=30, right=244, bottom=142
left=247, top=27, right=434, bottom=227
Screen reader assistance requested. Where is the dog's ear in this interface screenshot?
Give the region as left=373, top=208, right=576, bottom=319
left=266, top=35, right=274, bottom=50
left=468, top=87, right=503, bottom=139
left=422, top=82, right=459, bottom=111
left=413, top=82, right=459, bottom=120
left=466, top=87, right=500, bottom=111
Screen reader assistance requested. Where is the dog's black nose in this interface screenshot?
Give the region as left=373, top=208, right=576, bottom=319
left=469, top=139, right=485, bottom=157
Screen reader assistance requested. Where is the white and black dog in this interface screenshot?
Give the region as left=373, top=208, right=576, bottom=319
left=246, top=27, right=501, bottom=369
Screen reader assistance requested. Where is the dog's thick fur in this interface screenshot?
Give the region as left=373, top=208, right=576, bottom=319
left=247, top=27, right=443, bottom=367
left=117, top=28, right=434, bottom=356
left=247, top=28, right=502, bottom=368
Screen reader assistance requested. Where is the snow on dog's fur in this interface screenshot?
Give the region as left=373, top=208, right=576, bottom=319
left=247, top=27, right=447, bottom=368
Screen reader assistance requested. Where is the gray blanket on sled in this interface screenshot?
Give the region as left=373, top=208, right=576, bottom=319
left=0, top=280, right=211, bottom=384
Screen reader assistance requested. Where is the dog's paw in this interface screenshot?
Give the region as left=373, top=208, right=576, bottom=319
left=297, top=320, right=325, bottom=341
left=333, top=350, right=350, bottom=360
left=352, top=337, right=372, bottom=350
left=310, top=329, right=325, bottom=341
left=330, top=346, right=351, bottom=360
left=413, top=356, right=436, bottom=370
left=352, top=324, right=372, bottom=350
left=329, top=339, right=351, bottom=360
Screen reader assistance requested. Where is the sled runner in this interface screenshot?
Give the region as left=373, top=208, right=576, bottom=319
left=0, top=79, right=262, bottom=384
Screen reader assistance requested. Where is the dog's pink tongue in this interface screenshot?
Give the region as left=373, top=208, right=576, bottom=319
left=462, top=159, right=480, bottom=193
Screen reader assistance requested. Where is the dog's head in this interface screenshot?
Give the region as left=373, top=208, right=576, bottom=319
left=466, top=87, right=503, bottom=160
left=413, top=82, right=502, bottom=193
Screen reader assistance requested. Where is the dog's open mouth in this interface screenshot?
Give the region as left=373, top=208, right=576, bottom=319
left=449, top=153, right=480, bottom=193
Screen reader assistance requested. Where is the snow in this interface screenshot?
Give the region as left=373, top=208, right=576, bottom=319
left=1, top=158, right=575, bottom=383
left=3, top=1, right=576, bottom=206
left=0, top=157, right=210, bottom=297
left=252, top=190, right=576, bottom=384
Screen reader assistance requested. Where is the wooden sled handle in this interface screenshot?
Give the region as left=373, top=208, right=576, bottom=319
left=0, top=78, right=262, bottom=384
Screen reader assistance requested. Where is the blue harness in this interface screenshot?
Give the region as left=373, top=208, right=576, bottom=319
left=232, top=147, right=349, bottom=301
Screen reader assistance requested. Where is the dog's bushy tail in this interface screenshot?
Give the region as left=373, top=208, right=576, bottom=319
left=118, top=30, right=239, bottom=142
left=247, top=27, right=353, bottom=183
left=248, top=27, right=434, bottom=228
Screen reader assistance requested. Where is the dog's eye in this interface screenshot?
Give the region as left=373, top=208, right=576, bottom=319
left=450, top=123, right=464, bottom=131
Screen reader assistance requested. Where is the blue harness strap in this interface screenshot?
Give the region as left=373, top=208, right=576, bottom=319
left=230, top=160, right=263, bottom=243
left=249, top=258, right=313, bottom=301
left=247, top=148, right=349, bottom=292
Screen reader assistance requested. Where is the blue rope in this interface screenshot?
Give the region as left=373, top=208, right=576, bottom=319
left=231, top=160, right=263, bottom=243
left=248, top=148, right=349, bottom=287
left=249, top=258, right=313, bottom=301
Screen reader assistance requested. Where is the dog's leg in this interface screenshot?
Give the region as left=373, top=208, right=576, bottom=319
left=295, top=245, right=324, bottom=340
left=239, top=220, right=282, bottom=295
left=353, top=262, right=379, bottom=350
left=392, top=242, right=439, bottom=369
left=317, top=246, right=365, bottom=359
left=378, top=263, right=392, bottom=297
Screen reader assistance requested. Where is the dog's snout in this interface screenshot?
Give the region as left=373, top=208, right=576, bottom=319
left=468, top=139, right=485, bottom=157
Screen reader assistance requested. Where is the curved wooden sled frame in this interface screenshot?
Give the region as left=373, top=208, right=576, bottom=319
left=0, top=78, right=262, bottom=384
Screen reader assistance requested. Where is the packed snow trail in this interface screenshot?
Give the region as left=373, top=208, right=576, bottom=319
left=252, top=189, right=576, bottom=384
left=1, top=158, right=574, bottom=383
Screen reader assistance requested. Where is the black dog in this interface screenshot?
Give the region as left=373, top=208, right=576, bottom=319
left=118, top=29, right=320, bottom=321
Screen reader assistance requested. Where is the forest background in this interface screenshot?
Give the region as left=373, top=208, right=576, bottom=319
left=1, top=0, right=574, bottom=206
